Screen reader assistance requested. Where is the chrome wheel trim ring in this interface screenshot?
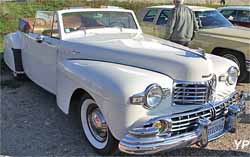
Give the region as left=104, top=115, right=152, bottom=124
left=81, top=99, right=109, bottom=149
left=87, top=107, right=108, bottom=142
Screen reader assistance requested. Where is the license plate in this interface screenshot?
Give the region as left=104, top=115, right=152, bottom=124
left=208, top=117, right=225, bottom=138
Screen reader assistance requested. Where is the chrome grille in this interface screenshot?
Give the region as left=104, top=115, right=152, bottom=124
left=170, top=94, right=237, bottom=136
left=173, top=82, right=210, bottom=105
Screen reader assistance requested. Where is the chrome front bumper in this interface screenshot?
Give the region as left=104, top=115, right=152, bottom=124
left=119, top=91, right=248, bottom=155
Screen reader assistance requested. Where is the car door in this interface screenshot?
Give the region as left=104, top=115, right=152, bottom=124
left=22, top=11, right=59, bottom=94
left=140, top=8, right=160, bottom=36
left=189, top=11, right=211, bottom=51
left=189, top=11, right=226, bottom=52
left=154, top=9, right=171, bottom=39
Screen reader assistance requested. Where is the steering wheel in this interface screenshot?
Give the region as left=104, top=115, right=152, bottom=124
left=109, top=21, right=126, bottom=28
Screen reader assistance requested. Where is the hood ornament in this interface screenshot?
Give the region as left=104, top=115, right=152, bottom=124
left=196, top=48, right=206, bottom=58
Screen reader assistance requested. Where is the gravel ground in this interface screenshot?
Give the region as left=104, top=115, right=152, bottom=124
left=1, top=63, right=250, bottom=157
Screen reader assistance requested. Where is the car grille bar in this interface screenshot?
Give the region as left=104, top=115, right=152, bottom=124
left=173, top=82, right=210, bottom=105
left=170, top=93, right=237, bottom=136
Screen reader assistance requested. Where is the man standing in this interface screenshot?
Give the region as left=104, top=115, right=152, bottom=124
left=220, top=0, right=226, bottom=5
left=166, top=0, right=199, bottom=46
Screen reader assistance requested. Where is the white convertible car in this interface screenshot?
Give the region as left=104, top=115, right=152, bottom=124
left=3, top=7, right=248, bottom=155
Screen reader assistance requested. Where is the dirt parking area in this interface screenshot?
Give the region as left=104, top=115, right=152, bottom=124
left=1, top=63, right=250, bottom=156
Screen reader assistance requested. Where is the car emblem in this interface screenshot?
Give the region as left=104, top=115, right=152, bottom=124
left=208, top=74, right=217, bottom=101
left=208, top=74, right=217, bottom=91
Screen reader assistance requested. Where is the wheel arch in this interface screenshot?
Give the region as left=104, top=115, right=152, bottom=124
left=211, top=47, right=248, bottom=82
left=3, top=32, right=24, bottom=75
left=68, top=88, right=93, bottom=116
left=211, top=47, right=246, bottom=62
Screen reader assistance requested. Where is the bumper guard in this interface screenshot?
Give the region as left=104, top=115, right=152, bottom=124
left=119, top=91, right=249, bottom=155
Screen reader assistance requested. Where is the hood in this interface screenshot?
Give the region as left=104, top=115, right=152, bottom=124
left=200, top=26, right=250, bottom=40
left=65, top=32, right=235, bottom=81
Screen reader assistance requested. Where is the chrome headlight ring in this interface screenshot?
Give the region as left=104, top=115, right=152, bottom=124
left=144, top=84, right=163, bottom=109
left=130, top=84, right=170, bottom=109
left=226, top=66, right=239, bottom=85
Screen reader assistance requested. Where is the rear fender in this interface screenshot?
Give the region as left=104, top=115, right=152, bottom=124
left=3, top=32, right=24, bottom=73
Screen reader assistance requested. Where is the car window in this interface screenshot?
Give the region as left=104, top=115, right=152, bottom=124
left=220, top=10, right=237, bottom=21
left=195, top=10, right=233, bottom=28
left=156, top=9, right=171, bottom=25
left=33, top=11, right=60, bottom=38
left=143, top=9, right=158, bottom=22
left=62, top=11, right=137, bottom=33
left=237, top=10, right=250, bottom=22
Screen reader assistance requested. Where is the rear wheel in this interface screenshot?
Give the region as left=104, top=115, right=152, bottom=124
left=220, top=51, right=247, bottom=82
left=78, top=96, right=118, bottom=155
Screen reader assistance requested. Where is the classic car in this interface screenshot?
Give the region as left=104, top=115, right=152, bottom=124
left=3, top=7, right=248, bottom=155
left=139, top=5, right=250, bottom=82
left=218, top=6, right=250, bottom=28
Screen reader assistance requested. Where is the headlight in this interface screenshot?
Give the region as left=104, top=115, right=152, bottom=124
left=144, top=84, right=163, bottom=109
left=130, top=84, right=170, bottom=109
left=227, top=66, right=239, bottom=85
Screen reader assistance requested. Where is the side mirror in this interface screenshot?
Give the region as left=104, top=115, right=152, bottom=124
left=36, top=35, right=44, bottom=43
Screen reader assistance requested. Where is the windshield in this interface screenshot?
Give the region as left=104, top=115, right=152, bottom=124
left=62, top=11, right=138, bottom=33
left=195, top=10, right=233, bottom=28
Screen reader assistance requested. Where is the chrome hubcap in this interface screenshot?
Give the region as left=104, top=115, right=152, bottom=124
left=87, top=106, right=108, bottom=142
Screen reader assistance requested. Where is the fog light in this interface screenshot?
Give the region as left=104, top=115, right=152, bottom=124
left=153, top=120, right=171, bottom=133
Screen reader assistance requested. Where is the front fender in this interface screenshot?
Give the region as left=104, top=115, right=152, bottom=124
left=56, top=60, right=174, bottom=139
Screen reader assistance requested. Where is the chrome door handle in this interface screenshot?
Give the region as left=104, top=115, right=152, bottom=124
left=72, top=50, right=80, bottom=54
left=36, top=35, right=44, bottom=43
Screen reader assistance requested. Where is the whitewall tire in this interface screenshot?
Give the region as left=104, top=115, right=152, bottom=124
left=78, top=96, right=118, bottom=155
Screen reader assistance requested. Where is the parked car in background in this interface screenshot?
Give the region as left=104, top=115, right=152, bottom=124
left=138, top=5, right=250, bottom=82
left=3, top=7, right=248, bottom=155
left=218, top=6, right=250, bottom=28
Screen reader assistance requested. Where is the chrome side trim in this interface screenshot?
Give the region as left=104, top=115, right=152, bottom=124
left=14, top=71, right=25, bottom=74
left=246, top=59, right=250, bottom=72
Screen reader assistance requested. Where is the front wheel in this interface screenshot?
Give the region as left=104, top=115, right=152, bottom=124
left=78, top=96, right=118, bottom=155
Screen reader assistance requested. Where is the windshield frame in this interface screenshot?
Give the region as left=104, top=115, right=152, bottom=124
left=195, top=10, right=233, bottom=29
left=58, top=9, right=142, bottom=40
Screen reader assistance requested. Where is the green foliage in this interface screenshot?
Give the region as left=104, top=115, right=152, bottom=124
left=0, top=0, right=162, bottom=52
left=0, top=0, right=246, bottom=52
